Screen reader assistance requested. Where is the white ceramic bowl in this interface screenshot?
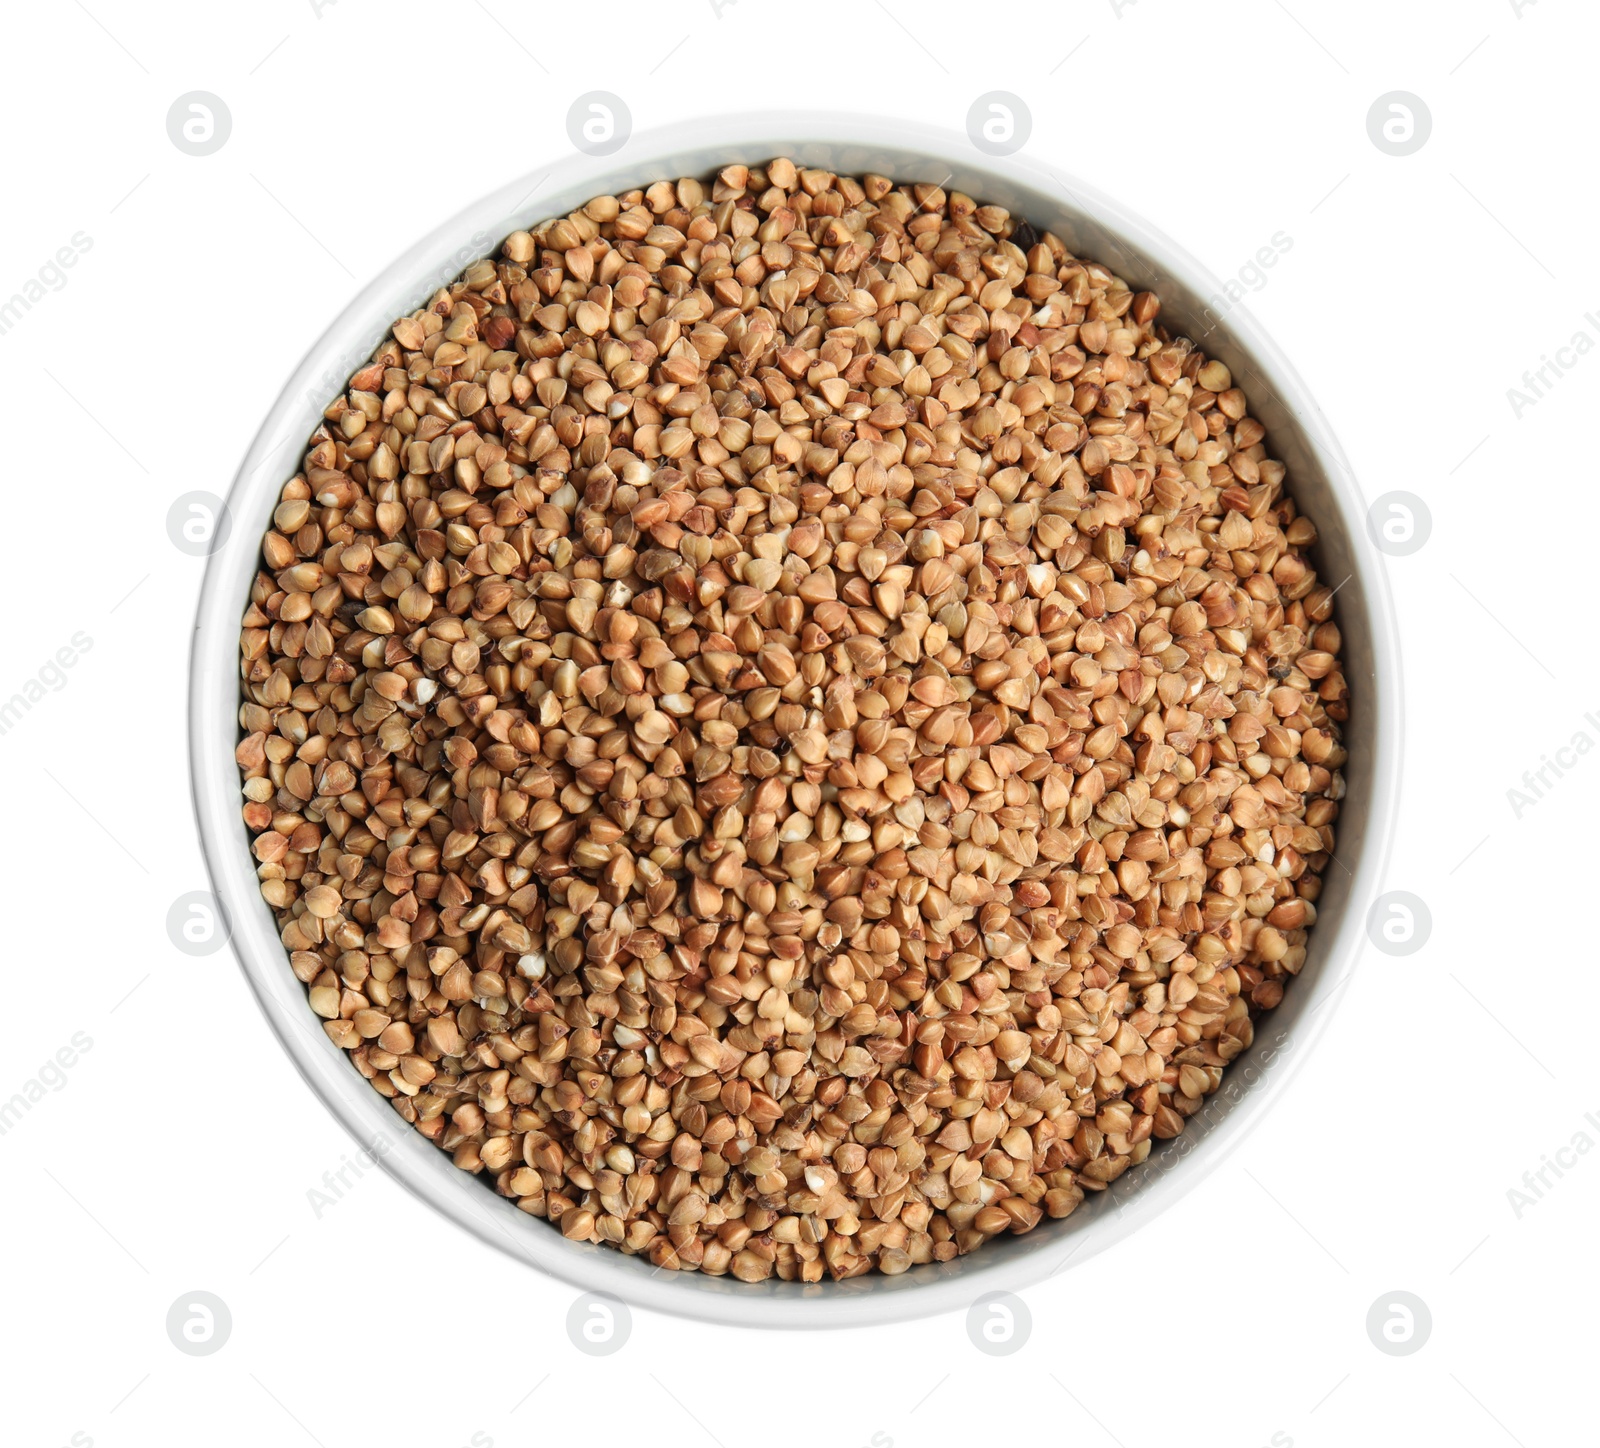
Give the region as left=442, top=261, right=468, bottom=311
left=190, top=112, right=1401, bottom=1329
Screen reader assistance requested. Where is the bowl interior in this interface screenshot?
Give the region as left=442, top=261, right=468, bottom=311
left=191, top=114, right=1398, bottom=1329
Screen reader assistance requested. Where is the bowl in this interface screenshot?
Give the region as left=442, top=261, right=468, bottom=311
left=190, top=111, right=1401, bottom=1329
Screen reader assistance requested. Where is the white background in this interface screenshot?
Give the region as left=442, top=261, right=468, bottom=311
left=1, top=1, right=1586, bottom=1444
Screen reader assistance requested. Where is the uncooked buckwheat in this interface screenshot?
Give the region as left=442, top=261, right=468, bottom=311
left=236, top=160, right=1348, bottom=1282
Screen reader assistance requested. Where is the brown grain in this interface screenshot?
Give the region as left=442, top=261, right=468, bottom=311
left=235, top=160, right=1348, bottom=1282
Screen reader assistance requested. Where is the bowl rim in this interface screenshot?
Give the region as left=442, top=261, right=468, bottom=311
left=190, top=109, right=1402, bottom=1330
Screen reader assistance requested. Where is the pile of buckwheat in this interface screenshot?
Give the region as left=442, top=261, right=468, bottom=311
left=236, top=159, right=1347, bottom=1282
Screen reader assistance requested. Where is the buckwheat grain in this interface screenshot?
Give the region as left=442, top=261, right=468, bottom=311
left=236, top=162, right=1348, bottom=1281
